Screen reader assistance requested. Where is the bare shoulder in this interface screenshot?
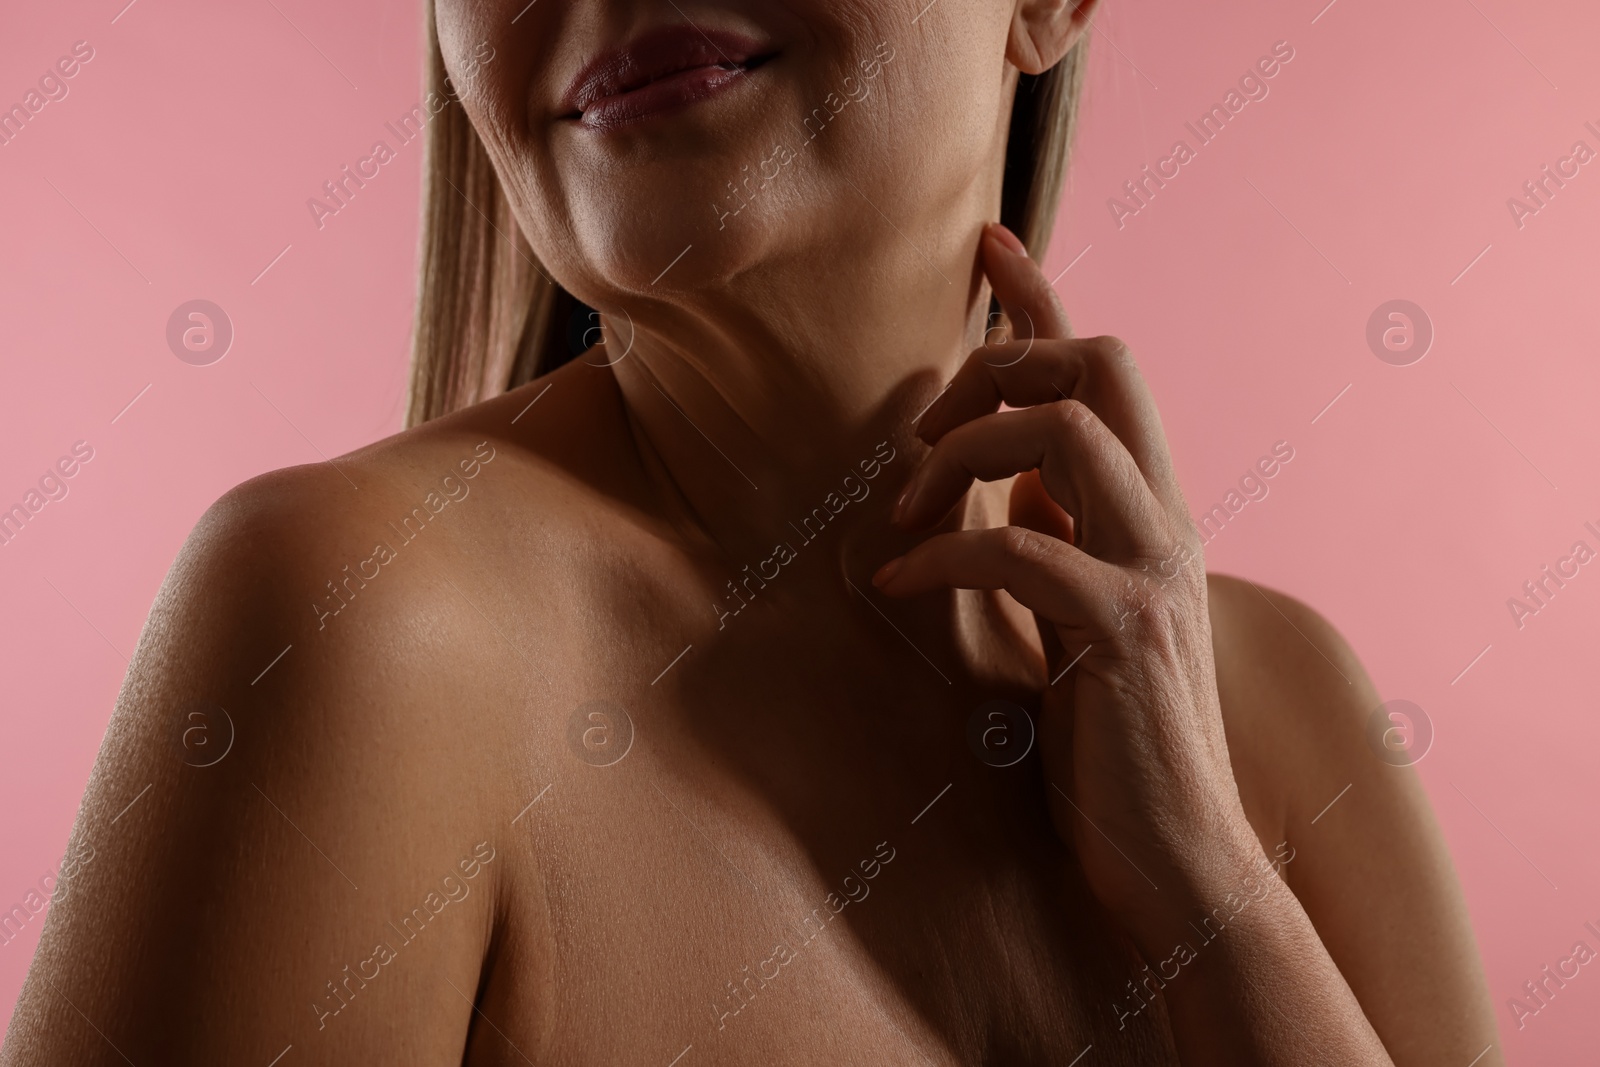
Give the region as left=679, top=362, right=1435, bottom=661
left=127, top=361, right=617, bottom=731
left=2, top=365, right=627, bottom=1064
left=1202, top=572, right=1378, bottom=834
left=1203, top=572, right=1501, bottom=1066
left=189, top=357, right=648, bottom=684
left=1203, top=570, right=1433, bottom=886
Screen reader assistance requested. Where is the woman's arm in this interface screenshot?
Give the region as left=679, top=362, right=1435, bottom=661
left=874, top=222, right=1498, bottom=1064
left=1206, top=575, right=1502, bottom=1066
left=2, top=466, right=499, bottom=1065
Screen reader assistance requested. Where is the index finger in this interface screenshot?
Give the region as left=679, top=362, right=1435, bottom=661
left=912, top=223, right=1077, bottom=441
left=913, top=336, right=1188, bottom=526
left=983, top=222, right=1073, bottom=342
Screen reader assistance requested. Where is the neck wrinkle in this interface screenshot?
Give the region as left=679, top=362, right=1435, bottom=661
left=602, top=235, right=993, bottom=569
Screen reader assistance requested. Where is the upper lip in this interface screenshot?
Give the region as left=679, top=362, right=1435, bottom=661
left=560, top=25, right=772, bottom=118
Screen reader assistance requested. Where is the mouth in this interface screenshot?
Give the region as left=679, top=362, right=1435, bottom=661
left=560, top=25, right=777, bottom=132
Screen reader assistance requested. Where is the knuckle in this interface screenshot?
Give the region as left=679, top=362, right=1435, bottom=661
left=1049, top=398, right=1090, bottom=432
left=1109, top=546, right=1207, bottom=644
left=1110, top=585, right=1170, bottom=648
left=1048, top=399, right=1100, bottom=444
left=1108, top=582, right=1153, bottom=636
left=999, top=525, right=1049, bottom=566
left=1085, top=334, right=1134, bottom=371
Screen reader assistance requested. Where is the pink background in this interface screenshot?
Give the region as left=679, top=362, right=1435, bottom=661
left=2, top=0, right=1597, bottom=1059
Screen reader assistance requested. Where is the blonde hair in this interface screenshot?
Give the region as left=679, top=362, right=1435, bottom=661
left=405, top=4, right=1090, bottom=427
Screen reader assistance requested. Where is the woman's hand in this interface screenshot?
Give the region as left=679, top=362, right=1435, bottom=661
left=872, top=223, right=1262, bottom=954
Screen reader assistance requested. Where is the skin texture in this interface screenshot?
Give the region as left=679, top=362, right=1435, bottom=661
left=3, top=0, right=1502, bottom=1064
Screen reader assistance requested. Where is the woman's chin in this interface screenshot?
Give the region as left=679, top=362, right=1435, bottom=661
left=583, top=210, right=784, bottom=298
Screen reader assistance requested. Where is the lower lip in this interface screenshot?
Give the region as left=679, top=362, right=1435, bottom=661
left=578, top=64, right=753, bottom=131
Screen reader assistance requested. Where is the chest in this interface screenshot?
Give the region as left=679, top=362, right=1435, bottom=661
left=478, top=692, right=1182, bottom=1066
left=465, top=544, right=1186, bottom=1063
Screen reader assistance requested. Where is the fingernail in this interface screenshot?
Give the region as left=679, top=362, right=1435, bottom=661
left=990, top=224, right=1027, bottom=256
left=872, top=556, right=904, bottom=588
left=892, top=478, right=916, bottom=524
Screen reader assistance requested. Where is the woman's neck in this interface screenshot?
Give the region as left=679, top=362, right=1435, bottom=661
left=606, top=219, right=1000, bottom=572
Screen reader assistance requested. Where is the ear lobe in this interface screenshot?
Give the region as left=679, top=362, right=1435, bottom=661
left=1007, top=0, right=1100, bottom=75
